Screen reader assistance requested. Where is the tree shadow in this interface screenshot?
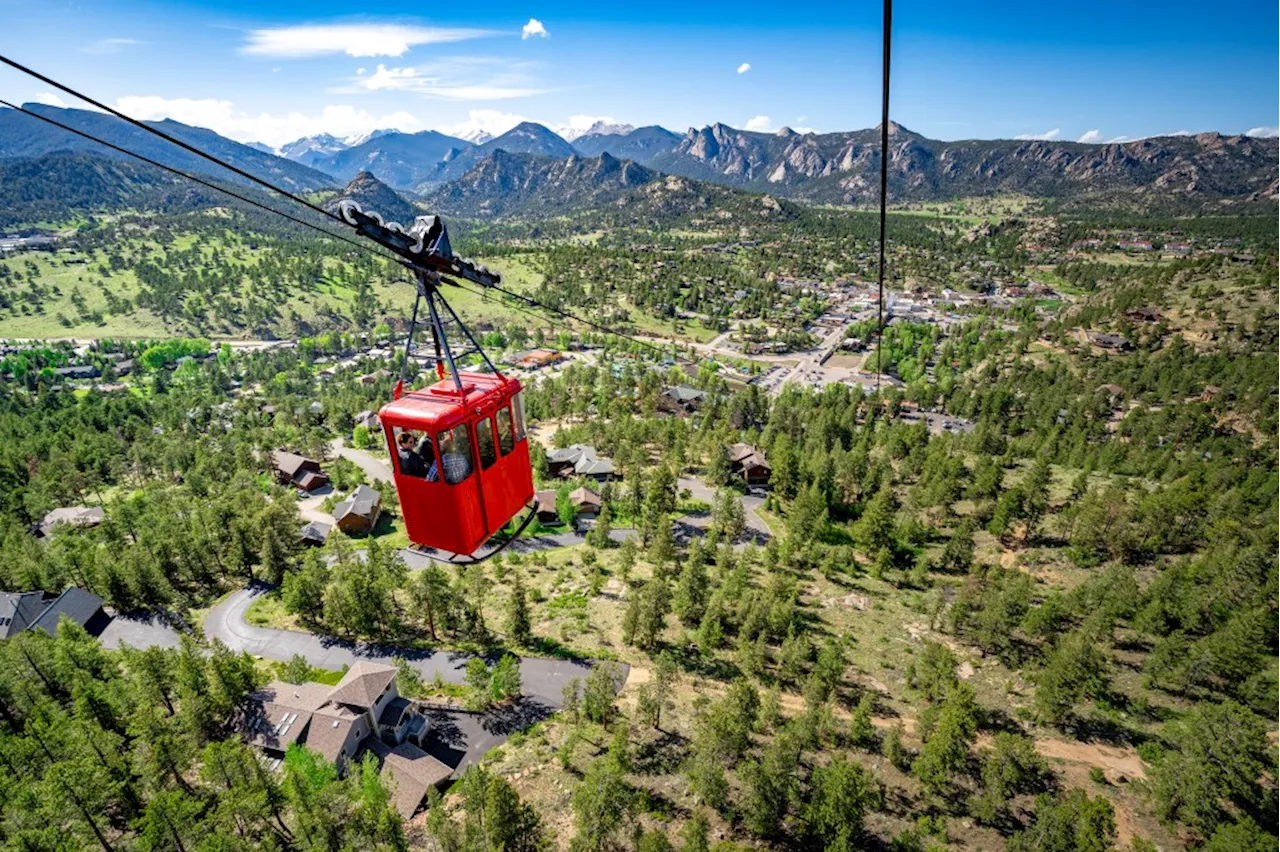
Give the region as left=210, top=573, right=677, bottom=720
left=480, top=697, right=555, bottom=736
left=632, top=729, right=690, bottom=776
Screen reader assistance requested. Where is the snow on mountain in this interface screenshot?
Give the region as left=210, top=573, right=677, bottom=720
left=557, top=120, right=635, bottom=142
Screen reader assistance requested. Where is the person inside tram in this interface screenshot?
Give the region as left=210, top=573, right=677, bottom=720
left=397, top=430, right=431, bottom=478
left=430, top=427, right=473, bottom=484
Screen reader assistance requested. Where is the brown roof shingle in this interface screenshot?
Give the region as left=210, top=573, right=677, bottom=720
left=363, top=739, right=453, bottom=818
left=326, top=661, right=398, bottom=710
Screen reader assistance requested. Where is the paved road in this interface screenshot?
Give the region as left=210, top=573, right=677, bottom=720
left=329, top=439, right=393, bottom=483
left=678, top=476, right=772, bottom=544
left=204, top=586, right=613, bottom=707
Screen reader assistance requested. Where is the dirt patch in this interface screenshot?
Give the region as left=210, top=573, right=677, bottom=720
left=957, top=661, right=976, bottom=680
left=623, top=666, right=651, bottom=691
left=1034, top=737, right=1146, bottom=782
left=824, top=592, right=869, bottom=611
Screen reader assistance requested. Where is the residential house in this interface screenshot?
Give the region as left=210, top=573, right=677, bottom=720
left=364, top=739, right=454, bottom=820
left=27, top=587, right=110, bottom=636
left=354, top=410, right=380, bottom=432
left=238, top=662, right=448, bottom=818
left=1, top=587, right=110, bottom=637
left=729, top=443, right=772, bottom=486
left=1089, top=332, right=1133, bottom=351
left=34, top=506, right=104, bottom=538
left=569, top=486, right=602, bottom=521
left=0, top=591, right=49, bottom=638
left=112, top=359, right=135, bottom=376
left=272, top=451, right=330, bottom=492
left=533, top=490, right=560, bottom=524
left=542, top=445, right=596, bottom=478
left=575, top=454, right=616, bottom=483
left=300, top=521, right=332, bottom=547
left=659, top=385, right=707, bottom=416
left=360, top=369, right=391, bottom=386
left=332, top=485, right=382, bottom=535
left=1126, top=307, right=1163, bottom=323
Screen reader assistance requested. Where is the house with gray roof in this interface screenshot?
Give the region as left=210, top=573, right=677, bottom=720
left=0, top=591, right=48, bottom=638
left=546, top=444, right=618, bottom=482
left=300, top=520, right=332, bottom=547
left=332, top=485, right=382, bottom=535
left=660, top=384, right=707, bottom=415
left=1, top=587, right=110, bottom=637
left=33, top=506, right=104, bottom=538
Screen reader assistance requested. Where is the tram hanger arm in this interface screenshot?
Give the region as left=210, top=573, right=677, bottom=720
left=336, top=200, right=502, bottom=290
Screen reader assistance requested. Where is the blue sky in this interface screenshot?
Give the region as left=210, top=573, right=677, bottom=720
left=0, top=0, right=1275, bottom=147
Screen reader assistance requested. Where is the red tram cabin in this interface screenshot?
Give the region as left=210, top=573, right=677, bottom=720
left=379, top=372, right=533, bottom=556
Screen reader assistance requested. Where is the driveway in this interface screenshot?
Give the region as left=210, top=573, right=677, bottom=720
left=99, top=612, right=187, bottom=650
left=329, top=439, right=393, bottom=483
left=678, top=475, right=772, bottom=544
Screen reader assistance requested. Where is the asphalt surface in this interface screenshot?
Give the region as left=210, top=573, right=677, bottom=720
left=98, top=612, right=188, bottom=650
left=204, top=586, right=608, bottom=705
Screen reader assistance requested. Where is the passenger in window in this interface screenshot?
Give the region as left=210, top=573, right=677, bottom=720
left=397, top=431, right=430, bottom=478
left=430, top=427, right=473, bottom=484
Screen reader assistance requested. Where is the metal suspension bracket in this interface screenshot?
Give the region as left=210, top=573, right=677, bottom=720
left=337, top=200, right=501, bottom=290
left=340, top=201, right=507, bottom=394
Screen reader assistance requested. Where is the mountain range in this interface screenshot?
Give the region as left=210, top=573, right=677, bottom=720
left=0, top=103, right=334, bottom=194
left=0, top=103, right=1275, bottom=227
left=276, top=118, right=1280, bottom=205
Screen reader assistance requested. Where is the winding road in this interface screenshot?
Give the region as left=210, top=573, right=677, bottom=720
left=204, top=585, right=604, bottom=707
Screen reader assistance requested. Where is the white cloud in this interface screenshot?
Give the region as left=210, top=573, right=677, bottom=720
left=1166, top=129, right=1193, bottom=136
left=1246, top=126, right=1279, bottom=138
left=744, top=115, right=773, bottom=132
left=82, top=37, right=142, bottom=55
left=1014, top=128, right=1060, bottom=141
left=114, top=95, right=423, bottom=148
left=345, top=63, right=546, bottom=100
left=241, top=24, right=493, bottom=58
left=521, top=19, right=548, bottom=39
left=34, top=92, right=69, bottom=107
left=737, top=62, right=751, bottom=74
left=1077, top=129, right=1102, bottom=143
left=1107, top=135, right=1136, bottom=143
left=793, top=126, right=818, bottom=134
left=443, top=109, right=528, bottom=140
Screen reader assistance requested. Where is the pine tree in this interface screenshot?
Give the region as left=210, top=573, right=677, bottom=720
left=506, top=573, right=532, bottom=646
